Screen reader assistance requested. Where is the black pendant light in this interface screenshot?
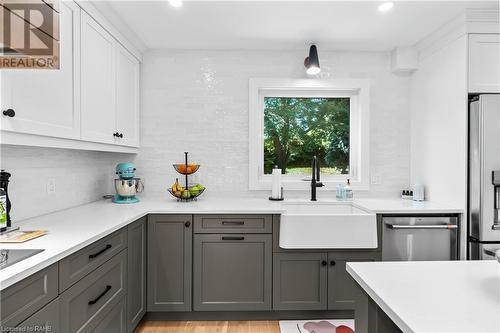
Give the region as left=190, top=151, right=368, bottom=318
left=304, top=44, right=320, bottom=75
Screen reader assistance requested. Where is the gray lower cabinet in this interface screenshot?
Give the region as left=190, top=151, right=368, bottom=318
left=193, top=234, right=272, bottom=311
left=147, top=214, right=192, bottom=312
left=0, top=263, right=58, bottom=328
left=127, top=217, right=147, bottom=332
left=327, top=253, right=376, bottom=310
left=60, top=250, right=127, bottom=333
left=273, top=252, right=378, bottom=312
left=15, top=297, right=60, bottom=333
left=272, top=253, right=328, bottom=311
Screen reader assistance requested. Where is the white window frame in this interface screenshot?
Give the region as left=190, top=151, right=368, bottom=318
left=249, top=78, right=370, bottom=191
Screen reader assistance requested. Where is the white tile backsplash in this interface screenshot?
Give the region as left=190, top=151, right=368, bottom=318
left=139, top=49, right=411, bottom=198
left=1, top=49, right=412, bottom=221
left=0, top=145, right=133, bottom=221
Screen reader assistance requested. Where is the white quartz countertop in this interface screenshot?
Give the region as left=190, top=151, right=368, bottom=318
left=347, top=261, right=500, bottom=333
left=0, top=195, right=463, bottom=290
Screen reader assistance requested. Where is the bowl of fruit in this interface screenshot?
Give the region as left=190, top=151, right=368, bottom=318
left=173, top=163, right=200, bottom=175
left=169, top=179, right=205, bottom=201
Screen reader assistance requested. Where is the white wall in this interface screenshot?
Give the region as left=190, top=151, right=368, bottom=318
left=0, top=145, right=133, bottom=221
left=139, top=49, right=411, bottom=198
left=409, top=35, right=468, bottom=208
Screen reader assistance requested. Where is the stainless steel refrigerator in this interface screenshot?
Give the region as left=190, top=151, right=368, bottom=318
left=468, top=94, right=500, bottom=260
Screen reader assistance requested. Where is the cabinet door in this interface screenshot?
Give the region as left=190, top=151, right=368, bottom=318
left=147, top=214, right=192, bottom=311
left=272, top=253, right=327, bottom=311
left=80, top=10, right=116, bottom=144
left=127, top=217, right=146, bottom=332
left=469, top=34, right=500, bottom=93
left=1, top=1, right=80, bottom=139
left=193, top=234, right=272, bottom=311
left=115, top=45, right=140, bottom=147
left=15, top=297, right=60, bottom=333
left=328, top=253, right=377, bottom=310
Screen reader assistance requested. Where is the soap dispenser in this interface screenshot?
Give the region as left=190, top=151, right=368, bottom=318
left=345, top=179, right=353, bottom=201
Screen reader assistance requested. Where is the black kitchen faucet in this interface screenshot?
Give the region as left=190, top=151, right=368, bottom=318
left=310, top=156, right=324, bottom=201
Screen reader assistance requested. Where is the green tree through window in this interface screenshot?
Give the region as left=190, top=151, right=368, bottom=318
left=263, top=97, right=350, bottom=175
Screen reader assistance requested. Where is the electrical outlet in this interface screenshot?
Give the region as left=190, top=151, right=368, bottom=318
left=371, top=174, right=382, bottom=185
left=47, top=178, right=56, bottom=195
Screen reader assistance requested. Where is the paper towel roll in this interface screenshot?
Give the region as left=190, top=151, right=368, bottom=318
left=271, top=168, right=282, bottom=199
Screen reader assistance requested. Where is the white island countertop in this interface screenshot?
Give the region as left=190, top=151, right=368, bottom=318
left=0, top=195, right=463, bottom=290
left=347, top=261, right=500, bottom=333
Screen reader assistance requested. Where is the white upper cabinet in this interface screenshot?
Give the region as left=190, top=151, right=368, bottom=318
left=80, top=11, right=116, bottom=145
left=1, top=2, right=141, bottom=152
left=1, top=1, right=81, bottom=139
left=115, top=45, right=140, bottom=147
left=469, top=34, right=500, bottom=93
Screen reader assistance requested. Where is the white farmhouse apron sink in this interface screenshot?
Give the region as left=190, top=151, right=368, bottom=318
left=279, top=201, right=378, bottom=249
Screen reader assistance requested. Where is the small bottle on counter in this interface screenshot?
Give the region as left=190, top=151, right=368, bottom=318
left=345, top=179, right=353, bottom=201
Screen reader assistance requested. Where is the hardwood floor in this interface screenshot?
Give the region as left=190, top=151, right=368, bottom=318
left=135, top=321, right=281, bottom=333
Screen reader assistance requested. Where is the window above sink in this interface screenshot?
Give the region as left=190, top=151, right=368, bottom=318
left=249, top=78, right=371, bottom=191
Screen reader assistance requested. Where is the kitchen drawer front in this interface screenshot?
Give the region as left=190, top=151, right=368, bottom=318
left=0, top=263, right=58, bottom=328
left=82, top=297, right=126, bottom=333
left=59, top=228, right=127, bottom=292
left=194, top=214, right=272, bottom=234
left=60, top=250, right=127, bottom=333
left=15, top=297, right=60, bottom=333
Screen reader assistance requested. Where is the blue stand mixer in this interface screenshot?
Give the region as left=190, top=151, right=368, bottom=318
left=113, top=163, right=144, bottom=204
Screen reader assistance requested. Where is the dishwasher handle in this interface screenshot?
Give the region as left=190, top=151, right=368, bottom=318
left=385, top=223, right=458, bottom=230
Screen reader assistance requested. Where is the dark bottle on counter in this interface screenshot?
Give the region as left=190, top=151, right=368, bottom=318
left=0, top=170, right=12, bottom=232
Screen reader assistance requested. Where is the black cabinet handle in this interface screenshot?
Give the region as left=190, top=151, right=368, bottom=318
left=221, top=236, right=245, bottom=241
left=221, top=221, right=245, bottom=225
left=113, top=132, right=119, bottom=137
left=185, top=221, right=191, bottom=228
left=88, top=244, right=112, bottom=259
left=88, top=285, right=112, bottom=305
left=330, top=260, right=336, bottom=266
left=2, top=109, right=15, bottom=117
left=118, top=133, right=123, bottom=138
left=321, top=260, right=327, bottom=266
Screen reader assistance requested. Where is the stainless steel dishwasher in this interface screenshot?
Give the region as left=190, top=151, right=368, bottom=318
left=382, top=216, right=459, bottom=261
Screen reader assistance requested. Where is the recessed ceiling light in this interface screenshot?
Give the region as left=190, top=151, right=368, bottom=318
left=168, top=0, right=183, bottom=8
left=378, top=2, right=394, bottom=12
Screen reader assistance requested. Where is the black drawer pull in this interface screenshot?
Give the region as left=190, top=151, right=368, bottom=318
left=88, top=244, right=112, bottom=259
left=330, top=260, right=336, bottom=266
left=221, top=236, right=245, bottom=241
left=321, top=260, right=327, bottom=266
left=88, top=285, right=112, bottom=305
left=221, top=221, right=245, bottom=225
left=185, top=221, right=191, bottom=228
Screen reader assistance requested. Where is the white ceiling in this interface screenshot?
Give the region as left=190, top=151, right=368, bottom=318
left=105, top=0, right=499, bottom=51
